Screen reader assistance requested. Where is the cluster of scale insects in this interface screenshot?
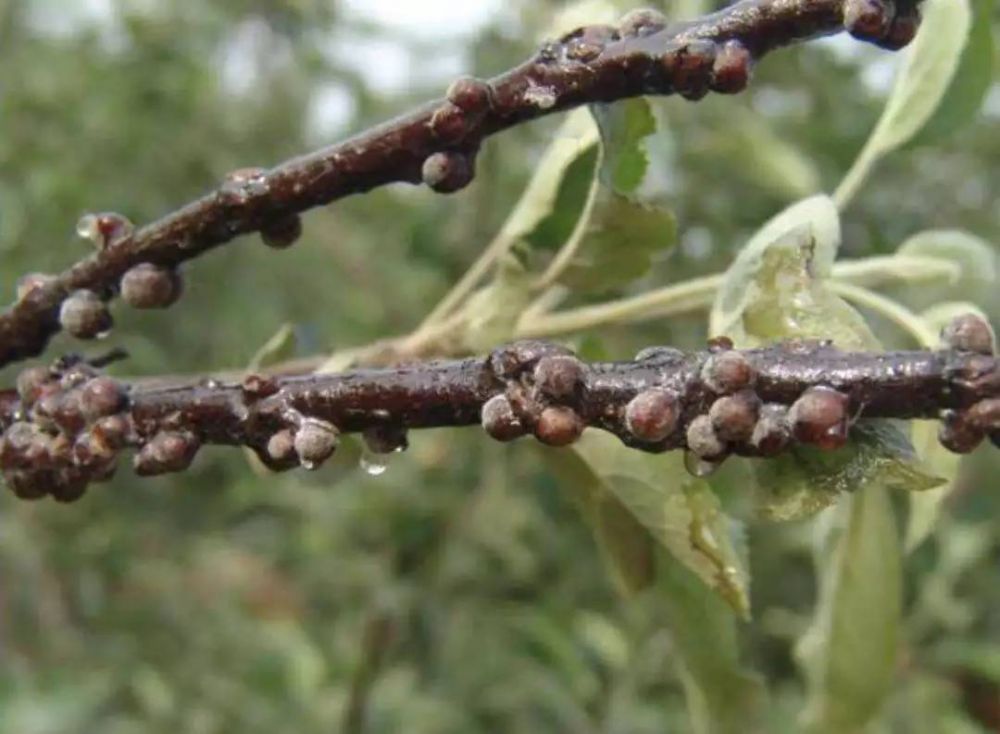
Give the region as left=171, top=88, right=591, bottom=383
left=0, top=0, right=957, bottom=503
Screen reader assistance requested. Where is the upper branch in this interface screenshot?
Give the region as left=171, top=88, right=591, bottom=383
left=0, top=0, right=922, bottom=368
left=2, top=316, right=996, bottom=503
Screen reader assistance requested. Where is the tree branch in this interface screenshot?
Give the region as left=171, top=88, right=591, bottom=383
left=3, top=315, right=996, bottom=502
left=0, top=0, right=922, bottom=368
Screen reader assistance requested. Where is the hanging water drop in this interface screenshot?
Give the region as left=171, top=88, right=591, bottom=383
left=684, top=450, right=720, bottom=478
left=360, top=447, right=388, bottom=477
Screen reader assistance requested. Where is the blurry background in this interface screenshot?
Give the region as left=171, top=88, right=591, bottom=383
left=0, top=1, right=998, bottom=732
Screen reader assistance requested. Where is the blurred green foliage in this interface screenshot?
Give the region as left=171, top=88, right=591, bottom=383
left=0, top=1, right=998, bottom=732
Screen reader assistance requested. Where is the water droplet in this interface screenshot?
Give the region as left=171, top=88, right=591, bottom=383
left=95, top=329, right=112, bottom=341
left=301, top=459, right=316, bottom=471
left=76, top=214, right=99, bottom=241
left=360, top=448, right=388, bottom=476
left=684, top=450, right=720, bottom=478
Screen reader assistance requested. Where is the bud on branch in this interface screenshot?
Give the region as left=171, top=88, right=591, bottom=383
left=3, top=316, right=996, bottom=502
left=0, top=0, right=922, bottom=367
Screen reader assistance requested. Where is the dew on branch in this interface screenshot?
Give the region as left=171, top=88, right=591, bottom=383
left=76, top=212, right=134, bottom=249
left=219, top=167, right=270, bottom=206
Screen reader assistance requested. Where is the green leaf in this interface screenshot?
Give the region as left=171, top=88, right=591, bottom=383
left=590, top=99, right=657, bottom=195
left=709, top=195, right=843, bottom=343
left=547, top=431, right=751, bottom=616
left=660, top=555, right=766, bottom=734
left=797, top=484, right=903, bottom=733
left=895, top=229, right=997, bottom=309
left=911, top=0, right=994, bottom=147
left=557, top=191, right=677, bottom=294
left=504, top=108, right=601, bottom=250
left=754, top=423, right=943, bottom=522
left=711, top=199, right=942, bottom=520
left=835, top=0, right=975, bottom=207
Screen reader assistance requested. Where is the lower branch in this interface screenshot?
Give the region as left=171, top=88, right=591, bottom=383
left=2, top=312, right=997, bottom=503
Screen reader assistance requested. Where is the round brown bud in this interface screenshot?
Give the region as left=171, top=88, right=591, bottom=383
left=967, top=399, right=1000, bottom=433
left=134, top=431, right=200, bottom=476
left=535, top=406, right=585, bottom=447
left=16, top=272, right=57, bottom=302
left=50, top=472, right=89, bottom=504
left=4, top=469, right=49, bottom=500
left=879, top=8, right=921, bottom=51
left=709, top=390, right=761, bottom=443
left=79, top=376, right=126, bottom=421
left=481, top=395, right=525, bottom=442
left=707, top=335, right=735, bottom=352
left=790, top=387, right=850, bottom=450
left=686, top=414, right=727, bottom=461
left=941, top=313, right=995, bottom=355
left=670, top=40, right=717, bottom=101
left=533, top=355, right=585, bottom=401
left=844, top=0, right=892, bottom=42
left=446, top=76, right=492, bottom=114
left=0, top=421, right=47, bottom=468
left=92, top=415, right=129, bottom=450
left=625, top=389, right=680, bottom=443
left=751, top=404, right=791, bottom=457
left=619, top=8, right=667, bottom=38
left=702, top=351, right=755, bottom=394
left=938, top=410, right=983, bottom=455
left=422, top=151, right=474, bottom=194
left=17, top=366, right=53, bottom=406
left=59, top=290, right=111, bottom=339
left=120, top=263, right=182, bottom=309
left=266, top=429, right=296, bottom=463
left=73, top=430, right=117, bottom=470
left=293, top=419, right=339, bottom=469
left=429, top=103, right=469, bottom=145
left=710, top=40, right=753, bottom=94
left=261, top=214, right=303, bottom=249
left=48, top=392, right=86, bottom=436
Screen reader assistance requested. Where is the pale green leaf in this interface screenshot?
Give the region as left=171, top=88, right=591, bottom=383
left=461, top=257, right=535, bottom=352
left=590, top=99, right=657, bottom=195
left=549, top=431, right=751, bottom=616
left=911, top=0, right=994, bottom=147
left=835, top=0, right=974, bottom=207
left=557, top=191, right=677, bottom=294
left=709, top=195, right=842, bottom=341
left=660, top=555, right=766, bottom=734
left=896, top=229, right=997, bottom=309
left=711, top=199, right=941, bottom=520
left=797, top=485, right=902, bottom=733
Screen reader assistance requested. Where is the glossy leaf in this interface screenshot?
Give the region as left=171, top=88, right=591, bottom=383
left=660, top=554, right=766, bottom=734
left=550, top=430, right=751, bottom=616
left=835, top=0, right=975, bottom=206
left=797, top=484, right=903, bottom=733
left=712, top=199, right=942, bottom=520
